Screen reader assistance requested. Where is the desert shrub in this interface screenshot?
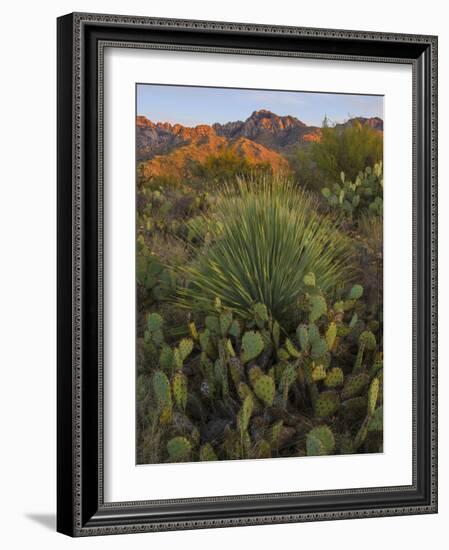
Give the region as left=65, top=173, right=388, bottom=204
left=191, top=149, right=272, bottom=183
left=321, top=162, right=383, bottom=220
left=287, top=146, right=322, bottom=194
left=177, top=174, right=354, bottom=324
left=136, top=277, right=383, bottom=464
left=313, top=122, right=383, bottom=183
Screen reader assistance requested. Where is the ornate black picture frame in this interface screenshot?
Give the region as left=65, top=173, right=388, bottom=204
left=57, top=12, right=438, bottom=536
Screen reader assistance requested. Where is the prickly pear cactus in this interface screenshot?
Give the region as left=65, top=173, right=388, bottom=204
left=241, top=331, right=264, bottom=363
left=341, top=372, right=370, bottom=400
left=314, top=391, right=340, bottom=417
left=368, top=406, right=383, bottom=432
left=167, top=436, right=192, bottom=461
left=152, top=370, right=171, bottom=410
left=309, top=294, right=327, bottom=323
left=367, top=377, right=380, bottom=415
left=285, top=338, right=301, bottom=358
left=178, top=338, right=194, bottom=361
left=199, top=442, right=218, bottom=461
left=306, top=425, right=335, bottom=456
left=172, top=371, right=188, bottom=412
left=253, top=375, right=275, bottom=407
left=324, top=367, right=344, bottom=388
left=325, top=322, right=337, bottom=351
left=311, top=364, right=327, bottom=382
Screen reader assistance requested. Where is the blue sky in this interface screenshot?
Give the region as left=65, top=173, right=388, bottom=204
left=137, top=84, right=383, bottom=128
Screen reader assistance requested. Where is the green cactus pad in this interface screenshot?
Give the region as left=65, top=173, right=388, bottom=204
left=285, top=338, right=301, bottom=358
left=205, top=315, right=220, bottom=334
left=303, top=272, right=316, bottom=287
left=306, top=425, right=335, bottom=456
left=150, top=329, right=165, bottom=347
left=308, top=323, right=320, bottom=345
left=152, top=370, right=171, bottom=410
left=241, top=331, right=264, bottom=363
left=348, top=284, right=364, bottom=300
left=311, top=365, right=327, bottom=382
left=253, top=303, right=269, bottom=328
left=199, top=329, right=210, bottom=352
left=254, top=375, right=275, bottom=407
left=297, top=324, right=309, bottom=353
left=199, top=443, right=218, bottom=461
left=359, top=330, right=377, bottom=350
left=277, top=347, right=290, bottom=361
left=309, top=294, right=327, bottom=323
left=172, top=371, right=187, bottom=412
left=341, top=372, right=370, bottom=400
left=314, top=391, right=340, bottom=417
left=159, top=344, right=174, bottom=371
left=272, top=320, right=280, bottom=349
left=324, top=367, right=344, bottom=388
left=325, top=322, right=337, bottom=350
left=368, top=406, right=383, bottom=432
left=178, top=338, right=193, bottom=361
left=237, top=382, right=253, bottom=402
left=173, top=348, right=183, bottom=370
left=367, top=377, right=380, bottom=416
left=167, top=436, right=192, bottom=461
left=248, top=366, right=263, bottom=387
left=188, top=321, right=198, bottom=341
left=147, top=312, right=163, bottom=332
left=311, top=337, right=328, bottom=359
left=237, top=394, right=254, bottom=434
left=341, top=396, right=368, bottom=421
left=228, top=319, right=241, bottom=339
left=219, top=310, right=233, bottom=336
left=269, top=420, right=284, bottom=448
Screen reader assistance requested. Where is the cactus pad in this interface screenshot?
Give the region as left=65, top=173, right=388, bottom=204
left=219, top=310, right=233, bottom=336
left=325, top=322, right=337, bottom=351
left=199, top=443, right=218, bottom=461
left=178, top=338, right=193, bottom=361
left=341, top=372, right=370, bottom=400
left=311, top=365, right=327, bottom=382
left=147, top=312, right=163, bottom=332
left=311, top=337, right=328, bottom=359
left=314, top=391, right=340, bottom=417
left=172, top=371, right=188, bottom=412
left=159, top=345, right=174, bottom=371
left=167, top=436, right=192, bottom=461
left=303, top=272, right=316, bottom=287
left=254, top=375, right=275, bottom=407
left=324, top=367, right=344, bottom=388
left=306, top=425, right=335, bottom=456
left=297, top=324, right=309, bottom=353
left=348, top=284, right=364, bottom=300
left=368, top=406, right=383, bottom=432
left=285, top=338, right=301, bottom=358
left=241, top=331, right=264, bottom=363
left=152, top=370, right=171, bottom=410
left=359, top=330, right=377, bottom=350
left=309, top=294, right=327, bottom=323
left=367, top=377, right=380, bottom=415
left=253, top=303, right=269, bottom=328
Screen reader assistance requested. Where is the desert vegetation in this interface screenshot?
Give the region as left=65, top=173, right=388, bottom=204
left=136, top=111, right=383, bottom=464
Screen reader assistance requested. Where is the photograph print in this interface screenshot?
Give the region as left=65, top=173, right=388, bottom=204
left=135, top=84, right=384, bottom=465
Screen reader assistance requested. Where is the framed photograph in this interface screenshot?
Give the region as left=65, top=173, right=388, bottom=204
left=57, top=12, right=438, bottom=536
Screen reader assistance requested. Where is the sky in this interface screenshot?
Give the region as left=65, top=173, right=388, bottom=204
left=137, top=84, right=383, bottom=128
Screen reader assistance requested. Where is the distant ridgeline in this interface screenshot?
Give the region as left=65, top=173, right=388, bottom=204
left=136, top=109, right=383, bottom=182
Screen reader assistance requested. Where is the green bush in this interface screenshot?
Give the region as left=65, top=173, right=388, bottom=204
left=313, top=122, right=383, bottom=183
left=177, top=174, right=354, bottom=323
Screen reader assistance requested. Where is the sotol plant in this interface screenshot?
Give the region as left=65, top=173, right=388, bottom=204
left=177, top=174, right=354, bottom=323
